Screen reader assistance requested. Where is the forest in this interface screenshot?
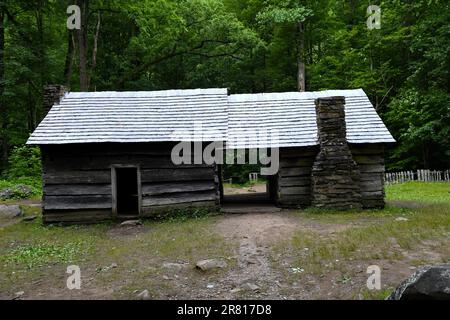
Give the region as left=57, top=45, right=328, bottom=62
left=0, top=0, right=449, bottom=177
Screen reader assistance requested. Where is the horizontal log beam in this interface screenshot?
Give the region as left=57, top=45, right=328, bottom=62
left=44, top=170, right=111, bottom=185
left=44, top=195, right=112, bottom=210
left=141, top=167, right=215, bottom=183
left=43, top=210, right=112, bottom=224
left=142, top=181, right=215, bottom=196
left=142, top=191, right=216, bottom=206
left=45, top=184, right=111, bottom=196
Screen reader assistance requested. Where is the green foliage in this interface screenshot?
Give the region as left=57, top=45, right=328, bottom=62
left=0, top=0, right=449, bottom=173
left=223, top=164, right=262, bottom=184
left=0, top=145, right=42, bottom=200
left=5, top=146, right=41, bottom=180
left=256, top=1, right=313, bottom=25
left=0, top=181, right=34, bottom=200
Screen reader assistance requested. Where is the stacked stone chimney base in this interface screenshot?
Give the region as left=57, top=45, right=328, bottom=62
left=43, top=85, right=68, bottom=115
left=311, top=97, right=362, bottom=210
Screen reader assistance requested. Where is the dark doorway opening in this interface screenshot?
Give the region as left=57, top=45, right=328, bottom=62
left=116, top=167, right=139, bottom=216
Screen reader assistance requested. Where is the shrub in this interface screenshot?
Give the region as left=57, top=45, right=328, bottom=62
left=6, top=145, right=42, bottom=180
left=0, top=146, right=43, bottom=200
left=0, top=179, right=42, bottom=200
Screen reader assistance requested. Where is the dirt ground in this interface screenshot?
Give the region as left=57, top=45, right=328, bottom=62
left=1, top=209, right=447, bottom=300
left=1, top=182, right=449, bottom=300
left=223, top=183, right=267, bottom=195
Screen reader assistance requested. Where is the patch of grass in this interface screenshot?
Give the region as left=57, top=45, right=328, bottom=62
left=0, top=219, right=108, bottom=270
left=359, top=288, right=393, bottom=300
left=300, top=205, right=412, bottom=224
left=2, top=242, right=89, bottom=269
left=386, top=181, right=450, bottom=204
left=138, top=216, right=232, bottom=262
left=276, top=203, right=450, bottom=276
left=0, top=209, right=233, bottom=296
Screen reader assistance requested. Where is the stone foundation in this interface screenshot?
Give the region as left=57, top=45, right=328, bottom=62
left=311, top=97, right=362, bottom=210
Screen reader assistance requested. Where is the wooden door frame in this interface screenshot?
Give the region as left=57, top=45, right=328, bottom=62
left=111, top=165, right=142, bottom=219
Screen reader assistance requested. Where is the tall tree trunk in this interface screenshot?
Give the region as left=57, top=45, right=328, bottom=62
left=77, top=0, right=89, bottom=91
left=35, top=0, right=46, bottom=124
left=28, top=82, right=36, bottom=131
left=297, top=22, right=306, bottom=92
left=36, top=0, right=45, bottom=86
left=64, top=31, right=75, bottom=87
left=89, top=11, right=101, bottom=90
left=0, top=8, right=7, bottom=168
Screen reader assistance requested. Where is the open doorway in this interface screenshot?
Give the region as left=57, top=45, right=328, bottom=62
left=113, top=166, right=140, bottom=217
left=220, top=164, right=277, bottom=205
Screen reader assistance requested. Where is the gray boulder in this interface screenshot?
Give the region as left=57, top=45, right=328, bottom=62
left=120, top=220, right=142, bottom=227
left=0, top=205, right=23, bottom=218
left=387, top=263, right=450, bottom=300
left=196, top=259, right=228, bottom=271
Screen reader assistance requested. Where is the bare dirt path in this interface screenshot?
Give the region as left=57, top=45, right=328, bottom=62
left=214, top=212, right=301, bottom=299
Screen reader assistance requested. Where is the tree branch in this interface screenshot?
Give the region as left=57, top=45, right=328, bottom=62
left=117, top=39, right=238, bottom=87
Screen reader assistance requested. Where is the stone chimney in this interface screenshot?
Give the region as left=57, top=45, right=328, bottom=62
left=43, top=85, right=68, bottom=115
left=311, top=96, right=362, bottom=210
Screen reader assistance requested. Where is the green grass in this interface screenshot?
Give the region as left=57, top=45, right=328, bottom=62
left=0, top=181, right=448, bottom=299
left=3, top=242, right=89, bottom=269
left=273, top=182, right=450, bottom=292
left=296, top=204, right=449, bottom=263
left=0, top=213, right=232, bottom=296
left=359, top=288, right=394, bottom=300
left=0, top=218, right=106, bottom=267
left=386, top=181, right=450, bottom=204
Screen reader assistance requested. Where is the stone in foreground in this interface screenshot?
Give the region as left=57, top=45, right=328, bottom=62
left=387, top=263, right=450, bottom=300
left=120, top=220, right=143, bottom=227
left=195, top=259, right=228, bottom=271
left=137, top=289, right=150, bottom=300
left=0, top=205, right=23, bottom=218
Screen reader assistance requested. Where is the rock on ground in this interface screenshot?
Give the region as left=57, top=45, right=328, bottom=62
left=0, top=205, right=23, bottom=218
left=196, top=259, right=228, bottom=271
left=387, top=263, right=450, bottom=300
left=22, top=215, right=37, bottom=222
left=137, top=290, right=150, bottom=300
left=241, top=283, right=260, bottom=291
left=120, top=220, right=143, bottom=227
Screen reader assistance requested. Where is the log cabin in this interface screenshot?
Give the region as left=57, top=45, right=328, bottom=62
left=27, top=86, right=395, bottom=223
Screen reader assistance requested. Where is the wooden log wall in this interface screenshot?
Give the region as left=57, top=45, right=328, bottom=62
left=277, top=144, right=385, bottom=209
left=41, top=143, right=218, bottom=223
left=276, top=146, right=318, bottom=208
left=349, top=143, right=385, bottom=209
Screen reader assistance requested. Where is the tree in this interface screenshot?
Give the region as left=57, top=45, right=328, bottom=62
left=256, top=0, right=312, bottom=91
left=0, top=0, right=449, bottom=174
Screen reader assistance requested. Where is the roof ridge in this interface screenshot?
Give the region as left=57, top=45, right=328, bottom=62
left=228, top=88, right=366, bottom=102
left=66, top=88, right=228, bottom=99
